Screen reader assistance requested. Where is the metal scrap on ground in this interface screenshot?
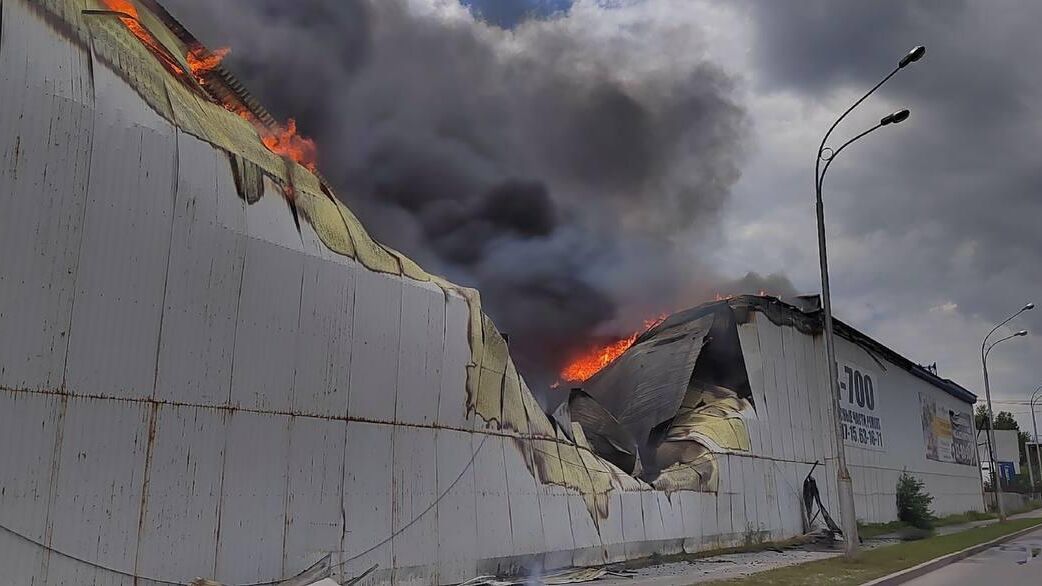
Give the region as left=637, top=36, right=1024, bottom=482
left=460, top=567, right=628, bottom=585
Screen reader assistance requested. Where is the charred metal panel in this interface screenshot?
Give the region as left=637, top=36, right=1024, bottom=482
left=502, top=439, right=546, bottom=557
left=0, top=0, right=93, bottom=392
left=154, top=131, right=245, bottom=406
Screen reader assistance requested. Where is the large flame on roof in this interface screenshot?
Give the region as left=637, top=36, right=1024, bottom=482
left=560, top=316, right=666, bottom=383
left=103, top=2, right=321, bottom=173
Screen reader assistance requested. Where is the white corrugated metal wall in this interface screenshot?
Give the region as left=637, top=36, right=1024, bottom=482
left=0, top=1, right=981, bottom=584
left=737, top=313, right=983, bottom=528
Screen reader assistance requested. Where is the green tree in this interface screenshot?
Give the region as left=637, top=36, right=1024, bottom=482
left=975, top=404, right=989, bottom=430
left=896, top=472, right=934, bottom=529
left=995, top=411, right=1019, bottom=430
left=976, top=408, right=1032, bottom=468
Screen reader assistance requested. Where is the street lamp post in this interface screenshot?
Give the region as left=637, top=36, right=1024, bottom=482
left=981, top=303, right=1033, bottom=521
left=815, top=45, right=925, bottom=559
left=1030, top=386, right=1042, bottom=497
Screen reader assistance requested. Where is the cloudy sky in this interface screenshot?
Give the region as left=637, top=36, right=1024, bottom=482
left=166, top=0, right=1042, bottom=426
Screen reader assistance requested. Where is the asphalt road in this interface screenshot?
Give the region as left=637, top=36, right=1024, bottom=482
left=904, top=525, right=1042, bottom=586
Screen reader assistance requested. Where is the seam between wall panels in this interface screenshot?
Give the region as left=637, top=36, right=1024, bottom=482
left=150, top=127, right=179, bottom=401
left=60, top=20, right=100, bottom=393
left=36, top=395, right=68, bottom=583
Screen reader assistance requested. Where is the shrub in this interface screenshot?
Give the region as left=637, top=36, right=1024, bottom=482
left=896, top=472, right=935, bottom=529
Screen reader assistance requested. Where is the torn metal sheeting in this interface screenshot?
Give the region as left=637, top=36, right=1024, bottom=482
left=582, top=313, right=715, bottom=462
left=567, top=389, right=641, bottom=476
left=570, top=307, right=757, bottom=492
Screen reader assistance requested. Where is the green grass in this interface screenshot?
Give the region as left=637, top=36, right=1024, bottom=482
left=857, top=509, right=997, bottom=539
left=704, top=517, right=1042, bottom=586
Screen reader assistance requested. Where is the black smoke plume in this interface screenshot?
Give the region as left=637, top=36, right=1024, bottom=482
left=164, top=0, right=750, bottom=394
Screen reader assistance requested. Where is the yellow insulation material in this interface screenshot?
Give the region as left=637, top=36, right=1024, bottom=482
left=296, top=191, right=356, bottom=257
left=85, top=14, right=174, bottom=121
left=333, top=201, right=402, bottom=275
left=473, top=315, right=508, bottom=425
left=500, top=360, right=529, bottom=435
left=668, top=385, right=752, bottom=451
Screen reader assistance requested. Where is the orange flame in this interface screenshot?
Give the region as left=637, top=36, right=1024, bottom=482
left=560, top=316, right=666, bottom=383
left=187, top=46, right=230, bottom=83
left=261, top=119, right=319, bottom=172
left=103, top=1, right=322, bottom=176
left=102, top=0, right=184, bottom=75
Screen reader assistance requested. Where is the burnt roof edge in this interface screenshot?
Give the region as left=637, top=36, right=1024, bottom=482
left=727, top=295, right=977, bottom=405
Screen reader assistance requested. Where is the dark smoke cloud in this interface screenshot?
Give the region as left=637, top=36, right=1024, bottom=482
left=163, top=0, right=748, bottom=390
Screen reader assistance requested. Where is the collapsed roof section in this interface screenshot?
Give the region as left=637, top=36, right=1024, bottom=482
left=559, top=295, right=976, bottom=493
left=562, top=304, right=755, bottom=493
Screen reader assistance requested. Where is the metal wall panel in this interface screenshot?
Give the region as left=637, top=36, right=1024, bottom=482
left=437, top=292, right=472, bottom=429
left=395, top=281, right=446, bottom=426
left=597, top=492, right=626, bottom=563
left=214, top=411, right=290, bottom=585
left=0, top=0, right=93, bottom=392
left=342, top=420, right=394, bottom=579
left=63, top=63, right=176, bottom=400
left=568, top=492, right=604, bottom=562
left=538, top=483, right=576, bottom=562
left=135, top=405, right=225, bottom=582
left=619, top=491, right=645, bottom=559
left=700, top=493, right=720, bottom=550
left=229, top=185, right=304, bottom=412
left=284, top=417, right=346, bottom=576
left=291, top=234, right=357, bottom=418
left=390, top=426, right=439, bottom=585
left=502, top=440, right=546, bottom=556
left=0, top=390, right=63, bottom=583
left=44, top=397, right=150, bottom=585
left=434, top=429, right=478, bottom=584
left=473, top=434, right=514, bottom=561
left=658, top=492, right=685, bottom=542
left=347, top=269, right=403, bottom=422
left=154, top=132, right=245, bottom=407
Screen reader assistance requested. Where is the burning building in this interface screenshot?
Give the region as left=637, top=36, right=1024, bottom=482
left=0, top=0, right=983, bottom=585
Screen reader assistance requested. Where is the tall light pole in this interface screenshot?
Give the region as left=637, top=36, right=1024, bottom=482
left=1031, top=386, right=1042, bottom=497
left=981, top=303, right=1033, bottom=521
left=815, top=45, right=925, bottom=558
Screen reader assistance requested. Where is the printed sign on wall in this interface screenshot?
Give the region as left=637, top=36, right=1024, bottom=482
left=920, top=392, right=976, bottom=466
left=838, top=361, right=885, bottom=451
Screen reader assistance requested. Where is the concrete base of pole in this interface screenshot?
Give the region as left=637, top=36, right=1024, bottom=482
left=839, top=475, right=860, bottom=558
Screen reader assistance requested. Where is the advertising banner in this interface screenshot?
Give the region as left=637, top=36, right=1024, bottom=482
left=920, top=391, right=976, bottom=465
left=838, top=361, right=885, bottom=451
